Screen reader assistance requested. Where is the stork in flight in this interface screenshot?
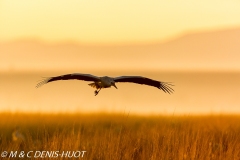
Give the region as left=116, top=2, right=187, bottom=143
left=36, top=73, right=174, bottom=96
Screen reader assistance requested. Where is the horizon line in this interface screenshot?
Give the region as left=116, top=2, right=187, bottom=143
left=1, top=26, right=239, bottom=46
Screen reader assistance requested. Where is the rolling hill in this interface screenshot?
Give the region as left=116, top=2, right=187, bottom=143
left=1, top=27, right=239, bottom=71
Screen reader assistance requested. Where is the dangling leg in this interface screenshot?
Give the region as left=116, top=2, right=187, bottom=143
left=94, top=88, right=102, bottom=96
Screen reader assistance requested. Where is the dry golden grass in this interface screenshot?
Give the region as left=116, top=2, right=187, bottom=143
left=0, top=113, right=240, bottom=160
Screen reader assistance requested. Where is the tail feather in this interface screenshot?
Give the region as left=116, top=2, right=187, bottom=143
left=88, top=83, right=100, bottom=89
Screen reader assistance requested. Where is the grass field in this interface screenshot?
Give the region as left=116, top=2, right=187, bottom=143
left=0, top=113, right=240, bottom=160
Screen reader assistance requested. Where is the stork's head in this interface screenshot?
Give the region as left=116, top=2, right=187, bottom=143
left=111, top=81, right=118, bottom=89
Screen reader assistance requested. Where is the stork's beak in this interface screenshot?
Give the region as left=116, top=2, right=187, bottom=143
left=112, top=83, right=118, bottom=89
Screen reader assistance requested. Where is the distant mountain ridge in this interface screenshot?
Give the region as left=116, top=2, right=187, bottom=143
left=1, top=27, right=240, bottom=71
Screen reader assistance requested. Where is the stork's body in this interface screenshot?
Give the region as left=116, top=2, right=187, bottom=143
left=36, top=73, right=174, bottom=96
left=88, top=76, right=118, bottom=95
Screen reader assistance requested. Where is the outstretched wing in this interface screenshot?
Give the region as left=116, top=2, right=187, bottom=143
left=114, top=76, right=174, bottom=94
left=36, top=73, right=100, bottom=88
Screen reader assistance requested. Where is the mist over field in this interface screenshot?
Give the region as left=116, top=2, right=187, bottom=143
left=0, top=70, right=239, bottom=115
left=1, top=27, right=240, bottom=114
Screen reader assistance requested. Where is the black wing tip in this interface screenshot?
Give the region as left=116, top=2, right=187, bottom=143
left=159, top=82, right=174, bottom=94
left=36, top=78, right=51, bottom=88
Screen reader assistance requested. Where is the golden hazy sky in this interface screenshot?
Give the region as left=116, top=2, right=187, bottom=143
left=1, top=0, right=240, bottom=44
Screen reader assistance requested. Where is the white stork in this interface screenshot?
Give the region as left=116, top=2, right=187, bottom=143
left=36, top=73, right=174, bottom=96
